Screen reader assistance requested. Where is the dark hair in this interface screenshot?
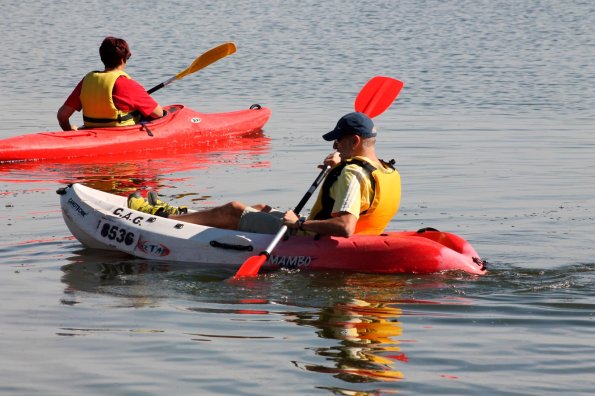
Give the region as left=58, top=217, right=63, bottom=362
left=99, top=37, right=131, bottom=69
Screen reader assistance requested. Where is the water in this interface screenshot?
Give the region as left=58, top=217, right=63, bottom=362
left=1, top=0, right=594, bottom=394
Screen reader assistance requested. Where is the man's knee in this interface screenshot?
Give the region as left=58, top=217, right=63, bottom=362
left=251, top=203, right=271, bottom=212
left=223, top=201, right=246, bottom=218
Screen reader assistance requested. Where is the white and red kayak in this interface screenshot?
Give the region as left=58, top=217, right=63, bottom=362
left=57, top=183, right=487, bottom=275
left=0, top=104, right=271, bottom=162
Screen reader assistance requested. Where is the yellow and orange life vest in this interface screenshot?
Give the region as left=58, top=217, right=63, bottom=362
left=80, top=70, right=136, bottom=128
left=310, top=157, right=401, bottom=235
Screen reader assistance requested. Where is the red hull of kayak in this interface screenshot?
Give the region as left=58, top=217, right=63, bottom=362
left=269, top=230, right=486, bottom=275
left=0, top=104, right=271, bottom=162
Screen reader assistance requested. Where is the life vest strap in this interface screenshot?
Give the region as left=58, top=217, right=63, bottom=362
left=83, top=113, right=135, bottom=124
left=315, top=159, right=377, bottom=220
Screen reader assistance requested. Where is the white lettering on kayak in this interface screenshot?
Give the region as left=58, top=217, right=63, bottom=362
left=269, top=255, right=311, bottom=269
left=67, top=198, right=87, bottom=217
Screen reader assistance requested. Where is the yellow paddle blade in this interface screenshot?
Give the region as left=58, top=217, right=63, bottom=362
left=175, top=42, right=237, bottom=80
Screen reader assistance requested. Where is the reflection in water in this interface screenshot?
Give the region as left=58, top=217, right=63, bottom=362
left=0, top=131, right=270, bottom=193
left=61, top=258, right=274, bottom=321
left=60, top=254, right=172, bottom=308
left=60, top=256, right=440, bottom=392
left=60, top=254, right=229, bottom=301
left=290, top=298, right=405, bottom=384
left=61, top=255, right=413, bottom=388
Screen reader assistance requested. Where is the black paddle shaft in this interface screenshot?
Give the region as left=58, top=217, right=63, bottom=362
left=293, top=166, right=330, bottom=215
left=147, top=83, right=164, bottom=95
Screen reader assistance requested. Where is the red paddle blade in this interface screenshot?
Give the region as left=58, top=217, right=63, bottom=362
left=233, top=254, right=268, bottom=278
left=354, top=76, right=404, bottom=118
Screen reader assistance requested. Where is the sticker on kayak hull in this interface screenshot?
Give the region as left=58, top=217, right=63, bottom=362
left=96, top=218, right=139, bottom=253
left=137, top=240, right=170, bottom=257
left=67, top=197, right=88, bottom=218
left=269, top=255, right=311, bottom=269
left=191, top=117, right=201, bottom=123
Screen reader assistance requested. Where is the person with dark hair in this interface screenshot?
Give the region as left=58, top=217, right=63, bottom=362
left=57, top=36, right=163, bottom=130
left=128, top=112, right=402, bottom=237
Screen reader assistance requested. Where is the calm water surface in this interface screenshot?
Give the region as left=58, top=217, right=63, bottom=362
left=1, top=1, right=594, bottom=395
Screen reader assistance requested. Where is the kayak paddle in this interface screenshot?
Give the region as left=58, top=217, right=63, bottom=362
left=354, top=76, right=404, bottom=117
left=147, top=42, right=236, bottom=94
left=232, top=76, right=404, bottom=279
left=232, top=165, right=331, bottom=278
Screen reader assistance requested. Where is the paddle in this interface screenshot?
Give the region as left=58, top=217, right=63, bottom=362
left=146, top=42, right=236, bottom=94
left=354, top=76, right=404, bottom=116
left=233, top=165, right=331, bottom=278
left=232, top=76, right=404, bottom=279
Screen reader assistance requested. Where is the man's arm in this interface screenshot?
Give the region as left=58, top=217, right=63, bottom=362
left=148, top=104, right=164, bottom=119
left=284, top=210, right=357, bottom=237
left=57, top=104, right=78, bottom=131
left=113, top=77, right=163, bottom=118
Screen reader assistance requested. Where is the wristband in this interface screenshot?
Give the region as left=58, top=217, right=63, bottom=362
left=297, top=218, right=305, bottom=231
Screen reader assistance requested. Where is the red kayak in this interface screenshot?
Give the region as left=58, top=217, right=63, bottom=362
left=0, top=104, right=271, bottom=162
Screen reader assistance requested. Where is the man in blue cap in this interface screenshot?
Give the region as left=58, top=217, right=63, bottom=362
left=284, top=111, right=402, bottom=236
left=128, top=112, right=401, bottom=237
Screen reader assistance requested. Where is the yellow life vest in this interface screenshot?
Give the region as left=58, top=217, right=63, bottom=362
left=80, top=70, right=136, bottom=128
left=310, top=157, right=401, bottom=235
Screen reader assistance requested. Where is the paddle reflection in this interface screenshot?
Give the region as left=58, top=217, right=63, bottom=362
left=290, top=298, right=406, bottom=383
left=0, top=131, right=270, bottom=194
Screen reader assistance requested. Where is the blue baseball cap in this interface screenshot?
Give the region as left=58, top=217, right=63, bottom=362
left=322, top=112, right=376, bottom=141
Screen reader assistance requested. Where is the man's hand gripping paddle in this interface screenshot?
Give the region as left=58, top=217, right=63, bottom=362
left=233, top=76, right=404, bottom=279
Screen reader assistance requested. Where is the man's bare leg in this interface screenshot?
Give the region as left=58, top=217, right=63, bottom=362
left=169, top=201, right=271, bottom=230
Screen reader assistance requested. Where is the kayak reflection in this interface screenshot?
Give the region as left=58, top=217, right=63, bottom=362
left=60, top=259, right=411, bottom=385
left=0, top=131, right=270, bottom=194
left=59, top=252, right=233, bottom=307
left=290, top=298, right=406, bottom=383
left=60, top=260, right=409, bottom=382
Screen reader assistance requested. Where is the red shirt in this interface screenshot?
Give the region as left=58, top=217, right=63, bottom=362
left=63, top=76, right=159, bottom=117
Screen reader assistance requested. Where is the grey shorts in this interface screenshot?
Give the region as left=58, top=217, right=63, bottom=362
left=238, top=207, right=284, bottom=234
